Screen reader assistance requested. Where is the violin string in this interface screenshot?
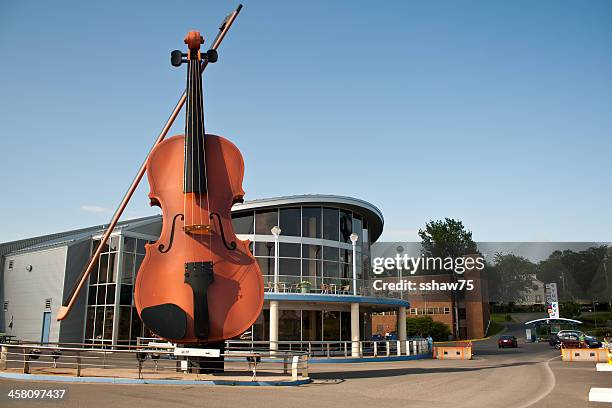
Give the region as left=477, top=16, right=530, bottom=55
left=190, top=55, right=198, bottom=258
left=194, top=53, right=204, bottom=251
left=183, top=51, right=190, bottom=246
left=196, top=52, right=213, bottom=259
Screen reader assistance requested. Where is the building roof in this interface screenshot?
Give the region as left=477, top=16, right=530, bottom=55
left=0, top=215, right=161, bottom=257
left=233, top=194, right=385, bottom=242
left=1, top=195, right=385, bottom=257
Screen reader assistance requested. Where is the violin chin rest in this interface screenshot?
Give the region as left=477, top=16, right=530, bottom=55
left=141, top=303, right=187, bottom=340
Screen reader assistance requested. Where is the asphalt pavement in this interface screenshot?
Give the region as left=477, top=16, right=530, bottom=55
left=1, top=317, right=610, bottom=408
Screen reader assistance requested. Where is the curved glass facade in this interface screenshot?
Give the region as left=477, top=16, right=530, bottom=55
left=232, top=205, right=372, bottom=295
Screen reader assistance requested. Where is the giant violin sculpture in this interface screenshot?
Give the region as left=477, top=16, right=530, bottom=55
left=133, top=31, right=263, bottom=343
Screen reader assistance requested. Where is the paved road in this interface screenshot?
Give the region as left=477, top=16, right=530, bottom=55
left=1, top=321, right=610, bottom=407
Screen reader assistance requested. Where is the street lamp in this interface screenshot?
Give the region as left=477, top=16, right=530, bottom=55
left=271, top=226, right=281, bottom=292
left=350, top=233, right=359, bottom=296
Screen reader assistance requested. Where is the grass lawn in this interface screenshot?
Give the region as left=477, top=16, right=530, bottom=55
left=487, top=321, right=505, bottom=337
left=491, top=313, right=515, bottom=323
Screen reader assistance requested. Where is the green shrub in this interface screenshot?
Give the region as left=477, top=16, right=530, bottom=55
left=406, top=316, right=451, bottom=341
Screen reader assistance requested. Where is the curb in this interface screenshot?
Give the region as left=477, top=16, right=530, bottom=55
left=0, top=372, right=311, bottom=387
left=309, top=353, right=431, bottom=364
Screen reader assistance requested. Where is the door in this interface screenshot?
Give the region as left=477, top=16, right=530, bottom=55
left=41, top=311, right=51, bottom=344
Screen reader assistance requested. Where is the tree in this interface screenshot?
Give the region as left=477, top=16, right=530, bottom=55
left=488, top=253, right=536, bottom=304
left=559, top=301, right=581, bottom=319
left=418, top=218, right=478, bottom=339
left=405, top=316, right=451, bottom=341
left=418, top=218, right=478, bottom=260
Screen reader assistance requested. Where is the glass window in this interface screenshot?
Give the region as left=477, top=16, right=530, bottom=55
left=108, top=253, right=118, bottom=283
left=302, top=207, right=321, bottom=238
left=279, top=258, right=300, bottom=278
left=256, top=257, right=275, bottom=277
left=118, top=306, right=131, bottom=341
left=352, top=214, right=363, bottom=243
left=279, top=208, right=301, bottom=237
left=303, top=244, right=321, bottom=259
left=255, top=241, right=275, bottom=257
left=136, top=239, right=146, bottom=254
left=323, top=246, right=339, bottom=261
left=340, top=311, right=351, bottom=341
left=232, top=212, right=254, bottom=234
left=255, top=210, right=278, bottom=235
left=109, top=236, right=120, bottom=252
left=94, top=306, right=104, bottom=340
left=85, top=307, right=95, bottom=339
left=323, top=261, right=339, bottom=281
left=120, top=285, right=133, bottom=306
left=323, top=311, right=340, bottom=341
left=103, top=307, right=114, bottom=340
left=98, top=254, right=109, bottom=283
left=340, top=262, right=351, bottom=280
left=322, top=208, right=339, bottom=241
left=340, top=210, right=352, bottom=243
left=302, top=310, right=322, bottom=342
left=96, top=285, right=106, bottom=304
left=88, top=286, right=98, bottom=306
left=122, top=253, right=135, bottom=284
left=279, top=310, right=301, bottom=341
left=279, top=243, right=300, bottom=258
left=302, top=259, right=321, bottom=286
left=106, top=284, right=116, bottom=305
left=130, top=307, right=143, bottom=341
left=339, top=249, right=352, bottom=263
left=124, top=237, right=136, bottom=253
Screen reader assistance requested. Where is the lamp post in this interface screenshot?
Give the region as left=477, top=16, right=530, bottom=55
left=270, top=225, right=282, bottom=354
left=271, top=226, right=281, bottom=292
left=350, top=233, right=359, bottom=296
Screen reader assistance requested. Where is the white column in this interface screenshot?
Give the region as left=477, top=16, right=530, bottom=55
left=351, top=303, right=360, bottom=357
left=398, top=306, right=407, bottom=354
left=271, top=226, right=281, bottom=292
left=350, top=234, right=359, bottom=295
left=269, top=301, right=279, bottom=353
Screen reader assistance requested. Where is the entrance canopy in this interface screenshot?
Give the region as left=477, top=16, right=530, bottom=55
left=524, top=317, right=582, bottom=326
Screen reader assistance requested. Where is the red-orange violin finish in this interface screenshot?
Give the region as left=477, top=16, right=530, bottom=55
left=134, top=31, right=263, bottom=344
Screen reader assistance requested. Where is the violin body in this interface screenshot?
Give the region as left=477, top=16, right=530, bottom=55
left=134, top=133, right=264, bottom=344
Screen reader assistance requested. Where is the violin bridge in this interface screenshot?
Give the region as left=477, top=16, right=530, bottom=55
left=183, top=224, right=212, bottom=235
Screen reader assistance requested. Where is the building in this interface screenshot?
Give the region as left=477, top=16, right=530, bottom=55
left=370, top=268, right=490, bottom=340
left=1, top=195, right=410, bottom=355
left=515, top=275, right=545, bottom=307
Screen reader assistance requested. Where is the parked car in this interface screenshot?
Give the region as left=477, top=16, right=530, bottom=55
left=584, top=335, right=602, bottom=348
left=498, top=335, right=518, bottom=348
left=550, top=333, right=583, bottom=350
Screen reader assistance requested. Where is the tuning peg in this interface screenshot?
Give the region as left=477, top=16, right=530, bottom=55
left=171, top=50, right=188, bottom=67
left=205, top=49, right=218, bottom=63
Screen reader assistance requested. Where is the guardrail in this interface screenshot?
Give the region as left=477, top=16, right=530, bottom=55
left=0, top=342, right=308, bottom=382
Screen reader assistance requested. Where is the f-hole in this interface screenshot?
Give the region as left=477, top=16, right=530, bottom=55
left=159, top=213, right=184, bottom=253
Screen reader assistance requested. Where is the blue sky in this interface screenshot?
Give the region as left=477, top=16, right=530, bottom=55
left=0, top=0, right=610, bottom=243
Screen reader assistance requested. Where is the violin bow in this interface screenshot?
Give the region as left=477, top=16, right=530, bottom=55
left=57, top=4, right=244, bottom=321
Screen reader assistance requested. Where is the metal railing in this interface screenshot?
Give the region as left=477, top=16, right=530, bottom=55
left=262, top=274, right=412, bottom=299
left=225, top=339, right=431, bottom=359
left=0, top=342, right=309, bottom=382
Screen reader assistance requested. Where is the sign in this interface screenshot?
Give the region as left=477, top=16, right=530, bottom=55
left=548, top=301, right=559, bottom=319
left=545, top=283, right=558, bottom=303
left=174, top=348, right=221, bottom=358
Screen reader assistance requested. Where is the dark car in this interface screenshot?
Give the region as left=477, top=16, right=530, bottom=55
left=498, top=335, right=518, bottom=348
left=550, top=333, right=583, bottom=350
left=584, top=335, right=602, bottom=348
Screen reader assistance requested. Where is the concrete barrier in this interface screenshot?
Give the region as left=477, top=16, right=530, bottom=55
left=596, top=363, right=612, bottom=372
left=432, top=346, right=472, bottom=360
left=589, top=388, right=612, bottom=403
left=561, top=348, right=608, bottom=362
